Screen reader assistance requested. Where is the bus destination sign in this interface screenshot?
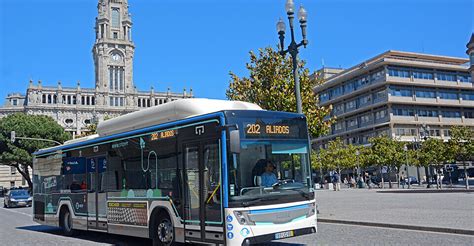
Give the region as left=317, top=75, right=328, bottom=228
left=150, top=129, right=177, bottom=141
left=244, top=122, right=301, bottom=139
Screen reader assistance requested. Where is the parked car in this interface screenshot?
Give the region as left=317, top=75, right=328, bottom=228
left=404, top=176, right=418, bottom=185
left=3, top=189, right=32, bottom=208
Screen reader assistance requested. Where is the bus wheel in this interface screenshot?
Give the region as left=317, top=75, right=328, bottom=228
left=60, top=208, right=75, bottom=236
left=152, top=212, right=174, bottom=246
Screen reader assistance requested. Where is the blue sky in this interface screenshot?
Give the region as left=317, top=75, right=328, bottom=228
left=0, top=0, right=472, bottom=105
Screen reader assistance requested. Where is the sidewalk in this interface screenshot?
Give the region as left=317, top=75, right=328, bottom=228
left=315, top=188, right=474, bottom=234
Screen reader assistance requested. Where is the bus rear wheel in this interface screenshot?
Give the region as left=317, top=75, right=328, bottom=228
left=152, top=212, right=175, bottom=246
left=60, top=208, right=75, bottom=236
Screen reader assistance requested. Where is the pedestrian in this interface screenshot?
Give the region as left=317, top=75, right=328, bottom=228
left=400, top=175, right=405, bottom=189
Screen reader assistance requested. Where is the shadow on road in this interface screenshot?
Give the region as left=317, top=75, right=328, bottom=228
left=16, top=225, right=305, bottom=246
left=16, top=225, right=151, bottom=246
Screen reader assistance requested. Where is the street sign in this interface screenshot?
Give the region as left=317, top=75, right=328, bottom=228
left=10, top=131, right=15, bottom=143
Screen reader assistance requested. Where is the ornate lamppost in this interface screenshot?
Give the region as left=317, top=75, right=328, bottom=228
left=276, top=0, right=308, bottom=114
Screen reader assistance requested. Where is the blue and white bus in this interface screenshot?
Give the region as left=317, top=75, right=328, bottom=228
left=33, top=99, right=317, bottom=245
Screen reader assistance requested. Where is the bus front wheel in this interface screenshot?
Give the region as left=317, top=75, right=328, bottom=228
left=152, top=211, right=175, bottom=246
left=60, top=207, right=75, bottom=236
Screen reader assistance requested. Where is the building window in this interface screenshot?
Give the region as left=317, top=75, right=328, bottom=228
left=442, top=111, right=461, bottom=118
left=415, top=89, right=436, bottom=98
left=417, top=109, right=438, bottom=117
left=344, top=82, right=355, bottom=93
left=345, top=100, right=357, bottom=111
left=395, top=128, right=414, bottom=136
left=438, top=91, right=458, bottom=100
left=347, top=119, right=358, bottom=128
left=138, top=98, right=141, bottom=107
left=413, top=71, right=433, bottom=80
left=109, top=67, right=114, bottom=90
left=111, top=8, right=120, bottom=28
left=11, top=166, right=16, bottom=175
left=464, top=111, right=474, bottom=118
left=429, top=129, right=441, bottom=136
left=335, top=122, right=343, bottom=131
left=393, top=108, right=415, bottom=116
left=388, top=68, right=409, bottom=78
left=370, top=70, right=384, bottom=81
left=320, top=91, right=330, bottom=103
left=457, top=74, right=471, bottom=83
left=359, top=95, right=371, bottom=105
left=375, top=110, right=387, bottom=120
left=360, top=115, right=371, bottom=124
left=443, top=129, right=451, bottom=137
left=10, top=181, right=15, bottom=188
left=12, top=99, right=18, bottom=106
left=331, top=86, right=343, bottom=99
left=460, top=93, right=474, bottom=100
left=373, top=90, right=387, bottom=102
left=436, top=72, right=456, bottom=82
left=390, top=87, right=412, bottom=97
left=113, top=32, right=118, bottom=39
left=110, top=97, right=114, bottom=106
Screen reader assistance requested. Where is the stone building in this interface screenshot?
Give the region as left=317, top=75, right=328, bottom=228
left=0, top=0, right=193, bottom=138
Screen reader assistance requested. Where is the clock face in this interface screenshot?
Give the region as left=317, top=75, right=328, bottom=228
left=112, top=53, right=121, bottom=61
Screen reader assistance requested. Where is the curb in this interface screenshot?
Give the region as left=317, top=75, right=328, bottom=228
left=376, top=189, right=474, bottom=194
left=317, top=218, right=474, bottom=236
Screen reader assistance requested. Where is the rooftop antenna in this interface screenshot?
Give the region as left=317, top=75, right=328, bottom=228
left=321, top=58, right=325, bottom=68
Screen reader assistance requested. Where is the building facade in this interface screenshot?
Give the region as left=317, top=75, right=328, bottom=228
left=0, top=0, right=193, bottom=138
left=0, top=165, right=30, bottom=191
left=313, top=36, right=474, bottom=149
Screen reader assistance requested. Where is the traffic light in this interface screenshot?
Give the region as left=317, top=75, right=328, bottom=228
left=10, top=131, right=15, bottom=143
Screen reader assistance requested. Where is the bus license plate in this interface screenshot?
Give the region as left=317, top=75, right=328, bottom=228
left=274, top=230, right=294, bottom=240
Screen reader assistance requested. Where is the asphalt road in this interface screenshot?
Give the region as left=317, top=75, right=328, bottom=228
left=1, top=200, right=473, bottom=246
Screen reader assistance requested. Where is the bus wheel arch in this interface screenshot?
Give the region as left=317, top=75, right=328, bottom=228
left=150, top=207, right=175, bottom=246
left=59, top=205, right=75, bottom=236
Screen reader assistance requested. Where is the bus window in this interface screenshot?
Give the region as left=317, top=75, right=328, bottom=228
left=203, top=141, right=222, bottom=223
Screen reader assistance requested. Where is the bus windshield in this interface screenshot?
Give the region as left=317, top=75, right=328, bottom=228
left=228, top=140, right=313, bottom=207
left=226, top=112, right=314, bottom=207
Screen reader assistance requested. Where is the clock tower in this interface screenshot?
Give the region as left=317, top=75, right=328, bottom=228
left=93, top=0, right=135, bottom=107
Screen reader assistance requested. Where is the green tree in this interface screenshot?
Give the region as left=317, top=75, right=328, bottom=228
left=447, top=126, right=474, bottom=189
left=418, top=138, right=447, bottom=188
left=368, top=136, right=405, bottom=188
left=0, top=113, right=70, bottom=188
left=226, top=47, right=334, bottom=138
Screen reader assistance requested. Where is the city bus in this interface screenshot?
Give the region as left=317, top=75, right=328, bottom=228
left=32, top=99, right=317, bottom=246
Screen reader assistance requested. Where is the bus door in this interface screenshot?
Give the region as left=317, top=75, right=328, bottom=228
left=182, top=138, right=224, bottom=244
left=86, top=156, right=108, bottom=230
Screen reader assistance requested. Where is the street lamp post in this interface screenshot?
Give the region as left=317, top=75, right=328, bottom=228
left=404, top=145, right=411, bottom=189
left=277, top=0, right=308, bottom=114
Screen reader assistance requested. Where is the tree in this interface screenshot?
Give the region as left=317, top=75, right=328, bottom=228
left=226, top=47, right=334, bottom=138
left=0, top=113, right=70, bottom=189
left=418, top=138, right=448, bottom=188
left=368, top=136, right=405, bottom=188
left=448, top=126, right=474, bottom=189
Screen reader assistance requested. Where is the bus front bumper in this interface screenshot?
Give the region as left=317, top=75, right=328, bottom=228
left=241, top=227, right=316, bottom=245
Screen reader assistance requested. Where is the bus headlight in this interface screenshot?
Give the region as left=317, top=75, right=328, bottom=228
left=308, top=202, right=316, bottom=217
left=233, top=211, right=254, bottom=225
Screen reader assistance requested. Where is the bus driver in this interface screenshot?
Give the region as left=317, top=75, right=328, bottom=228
left=261, top=161, right=278, bottom=187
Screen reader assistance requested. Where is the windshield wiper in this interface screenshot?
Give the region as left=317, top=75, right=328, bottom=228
left=241, top=197, right=278, bottom=207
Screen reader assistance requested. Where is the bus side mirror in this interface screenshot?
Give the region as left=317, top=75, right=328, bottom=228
left=229, top=129, right=240, bottom=154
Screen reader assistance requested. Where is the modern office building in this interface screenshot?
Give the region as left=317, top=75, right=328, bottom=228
left=0, top=0, right=193, bottom=138
left=313, top=35, right=474, bottom=149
